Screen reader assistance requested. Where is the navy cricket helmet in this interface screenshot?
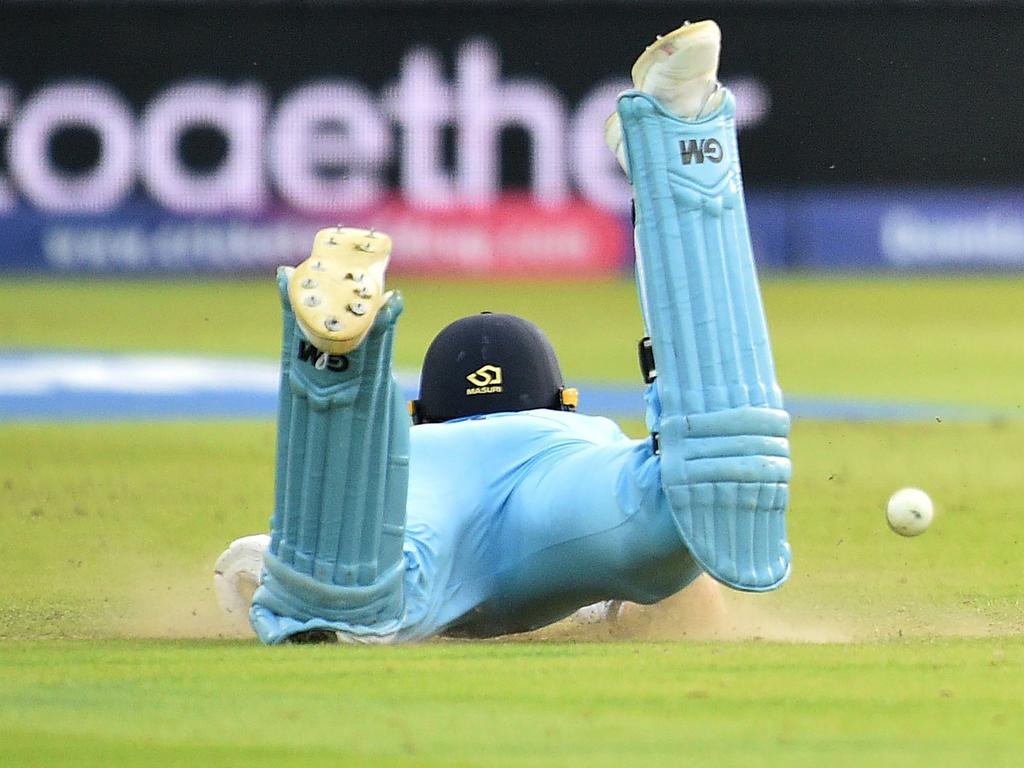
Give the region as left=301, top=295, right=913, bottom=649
left=410, top=312, right=578, bottom=424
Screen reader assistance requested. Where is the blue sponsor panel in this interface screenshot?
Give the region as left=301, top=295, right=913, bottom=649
left=792, top=189, right=1024, bottom=271
left=0, top=193, right=809, bottom=275
left=0, top=202, right=321, bottom=273
left=745, top=191, right=793, bottom=270
left=5, top=190, right=1024, bottom=274
left=0, top=198, right=628, bottom=276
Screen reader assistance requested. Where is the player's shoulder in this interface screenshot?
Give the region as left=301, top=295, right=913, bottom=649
left=409, top=411, right=634, bottom=480
left=521, top=409, right=628, bottom=441
left=423, top=409, right=628, bottom=445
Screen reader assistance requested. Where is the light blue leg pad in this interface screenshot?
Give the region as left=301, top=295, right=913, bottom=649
left=250, top=270, right=410, bottom=644
left=618, top=90, right=791, bottom=591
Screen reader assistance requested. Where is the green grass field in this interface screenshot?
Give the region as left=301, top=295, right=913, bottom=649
left=1, top=276, right=1022, bottom=766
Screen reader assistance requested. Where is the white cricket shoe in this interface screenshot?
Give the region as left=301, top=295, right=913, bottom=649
left=569, top=600, right=626, bottom=625
left=213, top=533, right=269, bottom=634
left=605, top=20, right=725, bottom=170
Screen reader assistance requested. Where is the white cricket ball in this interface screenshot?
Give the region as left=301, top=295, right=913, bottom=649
left=886, top=487, right=934, bottom=537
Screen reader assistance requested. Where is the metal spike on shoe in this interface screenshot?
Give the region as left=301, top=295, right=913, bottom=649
left=288, top=227, right=394, bottom=355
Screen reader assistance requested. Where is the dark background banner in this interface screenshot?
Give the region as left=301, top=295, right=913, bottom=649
left=2, top=1, right=1022, bottom=272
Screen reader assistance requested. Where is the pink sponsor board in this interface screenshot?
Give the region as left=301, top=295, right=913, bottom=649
left=370, top=194, right=627, bottom=277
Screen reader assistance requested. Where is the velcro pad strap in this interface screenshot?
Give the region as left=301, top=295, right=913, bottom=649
left=637, top=337, right=656, bottom=383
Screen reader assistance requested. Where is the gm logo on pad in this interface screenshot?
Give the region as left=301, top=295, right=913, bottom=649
left=679, top=138, right=724, bottom=165
left=466, top=365, right=503, bottom=395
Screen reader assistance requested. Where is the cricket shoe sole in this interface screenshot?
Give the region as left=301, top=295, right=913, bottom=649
left=288, top=226, right=394, bottom=355
left=285, top=629, right=340, bottom=645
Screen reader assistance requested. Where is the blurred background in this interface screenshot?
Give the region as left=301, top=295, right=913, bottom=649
left=2, top=0, right=1023, bottom=278
left=2, top=0, right=1023, bottom=424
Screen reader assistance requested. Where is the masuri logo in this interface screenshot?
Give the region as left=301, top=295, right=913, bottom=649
left=466, top=364, right=503, bottom=395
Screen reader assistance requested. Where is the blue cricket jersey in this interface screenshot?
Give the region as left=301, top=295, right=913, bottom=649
left=394, top=408, right=702, bottom=641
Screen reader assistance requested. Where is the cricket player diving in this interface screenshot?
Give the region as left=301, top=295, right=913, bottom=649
left=214, top=19, right=792, bottom=644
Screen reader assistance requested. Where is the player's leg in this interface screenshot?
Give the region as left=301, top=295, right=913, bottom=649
left=247, top=227, right=411, bottom=644
left=609, top=21, right=792, bottom=591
